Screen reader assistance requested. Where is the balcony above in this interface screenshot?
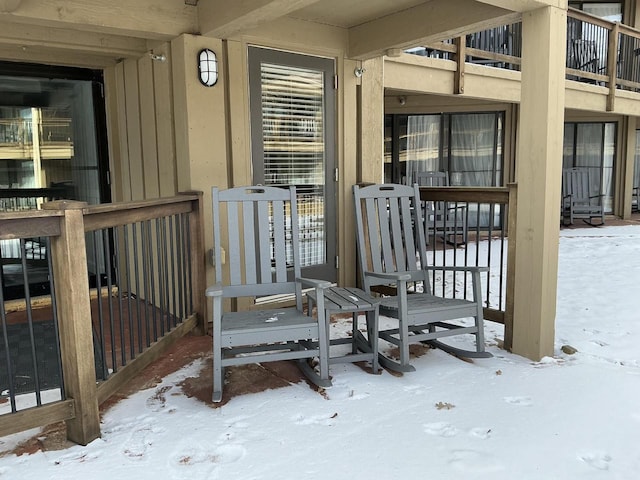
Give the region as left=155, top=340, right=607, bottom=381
left=396, top=8, right=640, bottom=114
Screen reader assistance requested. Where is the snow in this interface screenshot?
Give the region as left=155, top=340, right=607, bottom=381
left=2, top=225, right=640, bottom=479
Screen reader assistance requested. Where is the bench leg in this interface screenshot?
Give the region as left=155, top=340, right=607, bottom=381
left=366, top=309, right=380, bottom=374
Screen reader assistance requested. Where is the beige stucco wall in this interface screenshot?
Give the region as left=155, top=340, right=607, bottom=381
left=97, top=16, right=368, bottom=300
left=102, top=18, right=373, bottom=293
left=103, top=35, right=228, bottom=298
left=99, top=18, right=640, bottom=299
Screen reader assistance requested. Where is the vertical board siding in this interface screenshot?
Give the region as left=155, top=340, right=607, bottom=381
left=138, top=55, right=161, bottom=199
left=112, top=47, right=178, bottom=204
left=104, top=67, right=124, bottom=203
left=123, top=59, right=145, bottom=201
left=109, top=45, right=179, bottom=305
left=114, top=62, right=133, bottom=202
left=153, top=43, right=178, bottom=198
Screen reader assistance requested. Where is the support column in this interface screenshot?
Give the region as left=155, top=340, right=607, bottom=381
left=341, top=58, right=359, bottom=288
left=172, top=34, right=228, bottom=301
left=621, top=116, right=637, bottom=219
left=358, top=57, right=384, bottom=184
left=172, top=34, right=228, bottom=194
left=44, top=200, right=100, bottom=445
left=511, top=6, right=566, bottom=360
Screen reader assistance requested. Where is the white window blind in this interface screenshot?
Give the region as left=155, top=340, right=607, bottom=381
left=260, top=62, right=326, bottom=267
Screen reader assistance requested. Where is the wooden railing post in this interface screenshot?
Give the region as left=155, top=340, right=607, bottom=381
left=180, top=191, right=206, bottom=335
left=504, top=183, right=517, bottom=351
left=607, top=22, right=619, bottom=112
left=43, top=200, right=100, bottom=445
left=454, top=36, right=465, bottom=94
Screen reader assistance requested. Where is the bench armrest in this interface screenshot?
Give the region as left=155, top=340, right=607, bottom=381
left=364, top=270, right=413, bottom=281
left=297, top=277, right=332, bottom=289
left=205, top=284, right=223, bottom=297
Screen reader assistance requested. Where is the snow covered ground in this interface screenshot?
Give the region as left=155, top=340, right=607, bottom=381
left=1, top=224, right=639, bottom=479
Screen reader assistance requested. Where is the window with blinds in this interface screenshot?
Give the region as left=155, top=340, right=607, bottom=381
left=259, top=62, right=326, bottom=268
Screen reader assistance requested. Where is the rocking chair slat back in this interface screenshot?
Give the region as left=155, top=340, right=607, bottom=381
left=207, top=185, right=330, bottom=402
left=353, top=183, right=491, bottom=372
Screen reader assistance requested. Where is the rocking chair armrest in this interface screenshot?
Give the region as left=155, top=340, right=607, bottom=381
left=205, top=283, right=224, bottom=297
left=364, top=270, right=413, bottom=281
left=424, top=265, right=489, bottom=273
left=296, top=277, right=332, bottom=290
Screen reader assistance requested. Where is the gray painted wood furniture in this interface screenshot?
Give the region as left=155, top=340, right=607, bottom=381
left=206, top=185, right=331, bottom=402
left=415, top=171, right=467, bottom=245
left=561, top=167, right=605, bottom=226
left=353, top=183, right=491, bottom=373
left=307, top=287, right=380, bottom=374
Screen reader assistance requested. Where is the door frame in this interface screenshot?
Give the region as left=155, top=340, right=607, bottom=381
left=248, top=46, right=337, bottom=282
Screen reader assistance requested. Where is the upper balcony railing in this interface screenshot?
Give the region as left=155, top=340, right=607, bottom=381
left=405, top=8, right=640, bottom=107
left=0, top=117, right=72, bottom=146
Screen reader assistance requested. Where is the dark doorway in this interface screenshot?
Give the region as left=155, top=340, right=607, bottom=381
left=0, top=61, right=111, bottom=300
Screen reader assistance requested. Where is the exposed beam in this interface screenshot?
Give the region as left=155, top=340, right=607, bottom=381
left=0, top=0, right=21, bottom=13
left=477, top=0, right=567, bottom=12
left=0, top=44, right=122, bottom=68
left=199, top=0, right=321, bottom=38
left=0, top=0, right=197, bottom=40
left=348, top=0, right=520, bottom=60
left=0, top=21, right=148, bottom=59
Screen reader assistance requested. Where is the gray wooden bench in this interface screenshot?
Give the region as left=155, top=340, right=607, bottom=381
left=307, top=287, right=380, bottom=373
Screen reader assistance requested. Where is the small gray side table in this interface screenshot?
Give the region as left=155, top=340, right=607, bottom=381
left=307, top=287, right=380, bottom=374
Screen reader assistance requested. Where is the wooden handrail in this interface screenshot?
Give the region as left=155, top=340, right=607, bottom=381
left=0, top=212, right=63, bottom=240
left=567, top=8, right=614, bottom=30
left=419, top=186, right=510, bottom=204
left=0, top=194, right=201, bottom=233
left=1, top=192, right=206, bottom=444
left=82, top=193, right=200, bottom=214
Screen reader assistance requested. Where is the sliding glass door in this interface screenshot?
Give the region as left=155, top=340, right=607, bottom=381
left=385, top=111, right=504, bottom=227
left=385, top=112, right=504, bottom=187
left=0, top=62, right=110, bottom=300
left=563, top=122, right=616, bottom=213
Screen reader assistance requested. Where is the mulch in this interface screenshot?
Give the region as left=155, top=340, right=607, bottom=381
left=5, top=332, right=317, bottom=456
left=4, top=324, right=444, bottom=456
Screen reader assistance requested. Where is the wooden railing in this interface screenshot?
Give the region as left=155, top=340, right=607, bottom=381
left=406, top=8, right=640, bottom=108
left=0, top=117, right=72, bottom=145
left=0, top=186, right=71, bottom=212
left=0, top=193, right=205, bottom=445
left=419, top=184, right=517, bottom=349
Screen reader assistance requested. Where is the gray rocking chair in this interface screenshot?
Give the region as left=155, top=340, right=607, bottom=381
left=561, top=167, right=605, bottom=226
left=415, top=171, right=468, bottom=245
left=206, top=185, right=331, bottom=402
left=353, top=183, right=491, bottom=373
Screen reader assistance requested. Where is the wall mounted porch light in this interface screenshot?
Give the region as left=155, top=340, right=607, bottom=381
left=198, top=48, right=218, bottom=86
